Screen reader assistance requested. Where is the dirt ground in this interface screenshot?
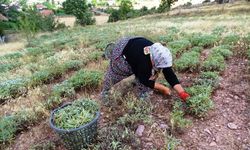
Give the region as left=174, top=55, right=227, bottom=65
left=176, top=58, right=250, bottom=150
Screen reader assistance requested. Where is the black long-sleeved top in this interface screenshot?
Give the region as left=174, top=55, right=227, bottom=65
left=122, top=37, right=180, bottom=89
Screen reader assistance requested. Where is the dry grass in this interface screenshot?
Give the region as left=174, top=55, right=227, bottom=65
left=95, top=15, right=109, bottom=25
left=85, top=59, right=109, bottom=71
left=56, top=16, right=76, bottom=27
left=56, top=15, right=109, bottom=27
left=0, top=41, right=26, bottom=56
left=0, top=85, right=49, bottom=116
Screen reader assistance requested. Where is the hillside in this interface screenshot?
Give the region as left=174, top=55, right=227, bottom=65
left=0, top=1, right=249, bottom=150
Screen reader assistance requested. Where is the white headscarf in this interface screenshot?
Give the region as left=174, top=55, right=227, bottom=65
left=144, top=43, right=172, bottom=80
left=149, top=43, right=173, bottom=69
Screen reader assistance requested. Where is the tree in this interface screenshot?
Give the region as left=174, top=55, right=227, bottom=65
left=119, top=0, right=133, bottom=19
left=62, top=0, right=95, bottom=26
left=158, top=0, right=176, bottom=13
left=108, top=0, right=133, bottom=22
left=18, top=8, right=40, bottom=43
left=91, top=0, right=97, bottom=7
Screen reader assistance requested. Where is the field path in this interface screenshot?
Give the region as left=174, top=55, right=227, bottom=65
left=177, top=57, right=250, bottom=150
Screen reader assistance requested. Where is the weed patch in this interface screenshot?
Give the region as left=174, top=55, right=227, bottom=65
left=0, top=78, right=28, bottom=102
left=170, top=101, right=192, bottom=130
left=196, top=71, right=219, bottom=88
left=190, top=46, right=203, bottom=53
left=95, top=125, right=140, bottom=150
left=202, top=55, right=225, bottom=72
left=186, top=85, right=213, bottom=117
left=174, top=51, right=200, bottom=72
left=189, top=33, right=219, bottom=48
left=212, top=26, right=226, bottom=36
left=0, top=116, right=17, bottom=143
left=211, top=46, right=233, bottom=59
left=47, top=70, right=103, bottom=109
left=118, top=95, right=153, bottom=126
left=165, top=135, right=181, bottom=150
left=168, top=39, right=191, bottom=57
left=222, top=33, right=240, bottom=46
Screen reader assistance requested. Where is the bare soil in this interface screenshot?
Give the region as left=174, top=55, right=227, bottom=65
left=176, top=58, right=250, bottom=150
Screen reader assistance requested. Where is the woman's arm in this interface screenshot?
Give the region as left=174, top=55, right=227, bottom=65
left=162, top=67, right=190, bottom=101
left=173, top=84, right=185, bottom=94
left=154, top=83, right=171, bottom=95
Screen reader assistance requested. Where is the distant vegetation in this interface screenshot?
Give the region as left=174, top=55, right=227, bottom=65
left=108, top=0, right=176, bottom=22
left=62, top=0, right=95, bottom=26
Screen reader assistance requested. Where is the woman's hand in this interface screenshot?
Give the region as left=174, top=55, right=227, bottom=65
left=154, top=83, right=171, bottom=95
left=179, top=91, right=190, bottom=102
left=173, top=84, right=190, bottom=101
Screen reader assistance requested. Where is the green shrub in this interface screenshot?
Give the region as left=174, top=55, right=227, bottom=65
left=168, top=39, right=191, bottom=56
left=0, top=20, right=17, bottom=34
left=244, top=33, right=250, bottom=46
left=97, top=125, right=140, bottom=149
left=53, top=99, right=99, bottom=129
left=138, top=6, right=150, bottom=16
left=25, top=47, right=52, bottom=57
left=174, top=51, right=200, bottom=72
left=189, top=34, right=218, bottom=48
left=47, top=70, right=103, bottom=108
left=170, top=101, right=192, bottom=130
left=108, top=9, right=121, bottom=22
left=118, top=0, right=133, bottom=19
left=62, top=60, right=82, bottom=71
left=0, top=116, right=17, bottom=143
left=51, top=81, right=74, bottom=98
left=196, top=71, right=219, bottom=87
left=212, top=26, right=226, bottom=36
left=157, top=34, right=176, bottom=43
left=62, top=0, right=95, bottom=26
left=118, top=98, right=152, bottom=125
left=17, top=8, right=59, bottom=42
left=1, top=52, right=23, bottom=60
left=202, top=55, right=225, bottom=71
left=0, top=78, right=28, bottom=102
left=42, top=1, right=57, bottom=10
left=94, top=41, right=109, bottom=50
left=158, top=0, right=175, bottom=13
left=17, top=10, right=39, bottom=42
left=0, top=108, right=45, bottom=143
left=191, top=46, right=203, bottom=53
left=68, top=70, right=102, bottom=89
left=186, top=85, right=213, bottom=117
left=166, top=26, right=180, bottom=34
left=39, top=15, right=58, bottom=32
left=30, top=59, right=85, bottom=87
left=88, top=51, right=104, bottom=61
left=165, top=135, right=180, bottom=150
left=200, top=71, right=219, bottom=80
left=211, top=46, right=233, bottom=59
left=29, top=70, right=52, bottom=86
left=222, top=34, right=240, bottom=45
left=108, top=0, right=134, bottom=22
left=0, top=62, right=22, bottom=73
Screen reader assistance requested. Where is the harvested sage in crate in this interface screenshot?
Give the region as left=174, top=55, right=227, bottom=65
left=54, top=99, right=99, bottom=130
